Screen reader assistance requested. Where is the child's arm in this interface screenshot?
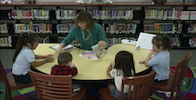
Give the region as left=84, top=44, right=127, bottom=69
left=30, top=56, right=54, bottom=67
left=35, top=54, right=53, bottom=59
left=140, top=50, right=156, bottom=67
left=69, top=63, right=78, bottom=76
left=106, top=62, right=114, bottom=77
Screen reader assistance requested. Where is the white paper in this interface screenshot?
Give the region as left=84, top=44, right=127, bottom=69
left=49, top=44, right=73, bottom=51
left=136, top=32, right=156, bottom=50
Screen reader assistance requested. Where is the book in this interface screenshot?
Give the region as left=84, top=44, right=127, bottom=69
left=136, top=32, right=157, bottom=50
left=49, top=44, right=73, bottom=51
left=190, top=11, right=196, bottom=20
left=181, top=11, right=190, bottom=20
left=91, top=44, right=105, bottom=58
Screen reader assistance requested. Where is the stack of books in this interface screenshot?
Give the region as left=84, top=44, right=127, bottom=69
left=11, top=8, right=50, bottom=20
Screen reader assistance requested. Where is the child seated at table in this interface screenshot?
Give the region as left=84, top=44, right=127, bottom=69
left=51, top=52, right=81, bottom=96
left=106, top=51, right=136, bottom=99
left=12, top=33, right=54, bottom=86
left=139, top=35, right=172, bottom=83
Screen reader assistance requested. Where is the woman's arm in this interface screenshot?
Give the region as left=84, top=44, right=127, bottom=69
left=106, top=62, right=114, bottom=77
left=97, top=25, right=108, bottom=48
left=53, top=43, right=65, bottom=56
left=54, top=28, right=76, bottom=56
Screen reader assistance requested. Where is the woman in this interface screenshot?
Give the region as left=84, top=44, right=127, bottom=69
left=54, top=10, right=108, bottom=56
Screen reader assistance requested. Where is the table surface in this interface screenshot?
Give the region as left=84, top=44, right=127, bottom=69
left=34, top=43, right=150, bottom=80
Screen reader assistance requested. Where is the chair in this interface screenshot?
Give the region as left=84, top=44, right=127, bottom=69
left=0, top=60, right=36, bottom=100
left=152, top=51, right=193, bottom=100
left=29, top=70, right=87, bottom=100
left=99, top=71, right=156, bottom=100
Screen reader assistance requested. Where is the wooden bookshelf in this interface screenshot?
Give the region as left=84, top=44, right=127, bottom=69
left=0, top=3, right=196, bottom=49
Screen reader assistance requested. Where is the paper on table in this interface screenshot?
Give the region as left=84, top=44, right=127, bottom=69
left=49, top=44, right=73, bottom=51
left=79, top=51, right=105, bottom=60
left=136, top=32, right=157, bottom=50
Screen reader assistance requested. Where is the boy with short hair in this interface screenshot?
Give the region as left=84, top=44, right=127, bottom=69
left=51, top=52, right=80, bottom=96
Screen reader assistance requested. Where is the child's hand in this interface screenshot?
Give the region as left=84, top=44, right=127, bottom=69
left=139, top=60, right=146, bottom=64
left=70, top=63, right=76, bottom=68
left=46, top=56, right=54, bottom=62
left=150, top=50, right=157, bottom=55
left=110, top=62, right=115, bottom=68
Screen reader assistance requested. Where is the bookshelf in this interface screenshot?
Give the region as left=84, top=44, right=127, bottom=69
left=0, top=3, right=196, bottom=49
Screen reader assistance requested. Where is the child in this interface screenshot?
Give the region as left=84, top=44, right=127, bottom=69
left=12, top=33, right=54, bottom=86
left=139, top=35, right=172, bottom=82
left=51, top=52, right=81, bottom=96
left=106, top=51, right=135, bottom=99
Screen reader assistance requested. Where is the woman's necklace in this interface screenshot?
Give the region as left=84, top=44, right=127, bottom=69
left=82, top=30, right=91, bottom=40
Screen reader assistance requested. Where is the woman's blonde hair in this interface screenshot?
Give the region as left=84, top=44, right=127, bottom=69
left=75, top=10, right=94, bottom=30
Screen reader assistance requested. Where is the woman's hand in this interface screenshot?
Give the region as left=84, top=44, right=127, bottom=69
left=98, top=41, right=107, bottom=48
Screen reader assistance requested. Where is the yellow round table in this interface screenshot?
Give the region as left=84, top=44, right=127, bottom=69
left=34, top=43, right=150, bottom=80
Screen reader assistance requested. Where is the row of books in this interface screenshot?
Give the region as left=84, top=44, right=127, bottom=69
left=1, top=23, right=195, bottom=35
left=56, top=9, right=76, bottom=20
left=0, top=36, right=12, bottom=47
left=144, top=8, right=196, bottom=20
left=170, top=36, right=181, bottom=47
left=55, top=9, right=134, bottom=20
left=189, top=38, right=196, bottom=47
left=10, top=9, right=50, bottom=20
left=14, top=23, right=52, bottom=34
left=7, top=8, right=196, bottom=21
left=89, top=9, right=134, bottom=20
left=0, top=23, right=8, bottom=33
left=103, top=23, right=137, bottom=34
left=107, top=37, right=136, bottom=46
left=0, top=36, right=194, bottom=48
left=56, top=23, right=74, bottom=34
left=180, top=11, right=196, bottom=20
left=144, top=23, right=183, bottom=34
left=187, top=24, right=196, bottom=34
left=0, top=36, right=50, bottom=47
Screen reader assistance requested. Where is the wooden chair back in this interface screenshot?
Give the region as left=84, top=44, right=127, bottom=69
left=121, top=71, right=156, bottom=100
left=0, top=60, right=35, bottom=100
left=29, top=70, right=74, bottom=100
left=171, top=51, right=193, bottom=92
left=0, top=60, right=12, bottom=99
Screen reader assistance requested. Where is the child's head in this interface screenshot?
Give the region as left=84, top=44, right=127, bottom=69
left=114, top=51, right=135, bottom=77
left=58, top=52, right=72, bottom=66
left=75, top=10, right=94, bottom=30
left=12, top=33, right=39, bottom=62
left=152, top=35, right=172, bottom=52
